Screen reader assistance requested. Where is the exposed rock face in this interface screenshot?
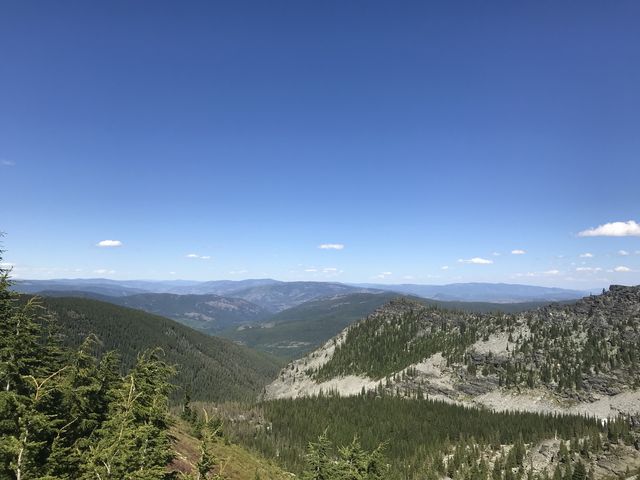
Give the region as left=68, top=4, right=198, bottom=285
left=265, top=285, right=640, bottom=417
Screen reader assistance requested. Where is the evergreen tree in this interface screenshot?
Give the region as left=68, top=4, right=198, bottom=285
left=571, top=461, right=586, bottom=480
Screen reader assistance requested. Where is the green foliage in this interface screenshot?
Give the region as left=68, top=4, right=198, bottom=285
left=24, top=295, right=283, bottom=402
left=302, top=432, right=388, bottom=480
left=0, top=252, right=176, bottom=479
left=228, top=395, right=603, bottom=479
left=316, top=299, right=480, bottom=380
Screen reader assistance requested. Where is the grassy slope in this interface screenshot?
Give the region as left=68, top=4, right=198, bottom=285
left=170, top=419, right=290, bottom=480
left=34, top=296, right=283, bottom=403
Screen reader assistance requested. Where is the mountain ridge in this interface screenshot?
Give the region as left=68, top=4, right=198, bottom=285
left=265, top=285, right=640, bottom=419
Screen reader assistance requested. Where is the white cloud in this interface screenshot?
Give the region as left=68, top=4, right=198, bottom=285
left=96, top=239, right=122, bottom=247
left=318, top=243, right=345, bottom=250
left=614, top=266, right=631, bottom=272
left=322, top=267, right=343, bottom=276
left=403, top=275, right=415, bottom=280
left=578, top=220, right=640, bottom=237
left=186, top=253, right=210, bottom=260
left=458, top=257, right=493, bottom=265
left=1, top=159, right=15, bottom=167
left=441, top=265, right=449, bottom=270
left=618, top=250, right=630, bottom=256
left=579, top=253, right=594, bottom=258
left=304, top=268, right=318, bottom=272
left=492, top=252, right=501, bottom=256
left=94, top=269, right=116, bottom=275
left=576, top=267, right=602, bottom=272
left=374, top=271, right=392, bottom=279
left=514, top=272, right=536, bottom=278
left=511, top=249, right=526, bottom=255
left=229, top=269, right=248, bottom=275
left=514, top=269, right=561, bottom=278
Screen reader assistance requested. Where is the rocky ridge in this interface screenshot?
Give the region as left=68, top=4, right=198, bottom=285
left=265, top=285, right=640, bottom=418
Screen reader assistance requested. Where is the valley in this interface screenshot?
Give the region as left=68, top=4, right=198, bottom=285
left=4, top=265, right=640, bottom=479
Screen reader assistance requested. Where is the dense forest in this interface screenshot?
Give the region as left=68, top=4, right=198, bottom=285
left=19, top=295, right=282, bottom=403
left=225, top=394, right=628, bottom=479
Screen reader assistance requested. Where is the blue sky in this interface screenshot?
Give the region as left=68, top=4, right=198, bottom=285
left=1, top=1, right=639, bottom=289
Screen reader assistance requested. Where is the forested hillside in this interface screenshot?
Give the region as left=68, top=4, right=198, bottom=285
left=314, top=287, right=640, bottom=396
left=98, top=292, right=271, bottom=333
left=221, top=292, right=400, bottom=358
left=267, top=287, right=640, bottom=419
left=222, top=293, right=568, bottom=359
left=226, top=393, right=640, bottom=480
left=27, top=295, right=282, bottom=402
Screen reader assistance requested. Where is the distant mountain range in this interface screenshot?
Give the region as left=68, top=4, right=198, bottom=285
left=12, top=279, right=590, bottom=347
left=353, top=282, right=592, bottom=303
left=13, top=279, right=590, bottom=303
left=36, top=290, right=272, bottom=333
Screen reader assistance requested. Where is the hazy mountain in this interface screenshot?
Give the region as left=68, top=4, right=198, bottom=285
left=169, top=278, right=283, bottom=295
left=107, top=292, right=271, bottom=332
left=29, top=295, right=282, bottom=402
left=266, top=285, right=640, bottom=417
left=33, top=290, right=272, bottom=333
left=354, top=282, right=590, bottom=303
left=13, top=279, right=148, bottom=297
left=225, top=281, right=385, bottom=312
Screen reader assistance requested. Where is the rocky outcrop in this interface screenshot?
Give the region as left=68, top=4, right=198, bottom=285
left=264, top=285, right=640, bottom=417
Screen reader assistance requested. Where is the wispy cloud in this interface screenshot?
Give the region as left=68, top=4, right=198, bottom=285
left=374, top=271, right=392, bottom=279
left=304, top=268, right=318, bottom=272
left=576, top=267, right=602, bottom=272
left=614, top=265, right=631, bottom=272
left=318, top=243, right=344, bottom=250
left=618, top=250, right=630, bottom=256
left=186, top=253, right=211, bottom=260
left=458, top=257, right=493, bottom=265
left=96, top=240, right=122, bottom=247
left=511, top=249, right=526, bottom=255
left=492, top=252, right=501, bottom=256
left=441, top=265, right=449, bottom=270
left=579, top=253, right=594, bottom=258
left=229, top=269, right=248, bottom=275
left=514, top=269, right=560, bottom=278
left=578, top=220, right=640, bottom=237
left=94, top=269, right=116, bottom=275
left=1, top=159, right=15, bottom=167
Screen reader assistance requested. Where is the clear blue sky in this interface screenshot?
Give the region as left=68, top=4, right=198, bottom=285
left=1, top=1, right=639, bottom=288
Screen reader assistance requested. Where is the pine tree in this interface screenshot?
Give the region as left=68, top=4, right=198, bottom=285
left=81, top=349, right=175, bottom=479
left=571, top=461, right=586, bottom=480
